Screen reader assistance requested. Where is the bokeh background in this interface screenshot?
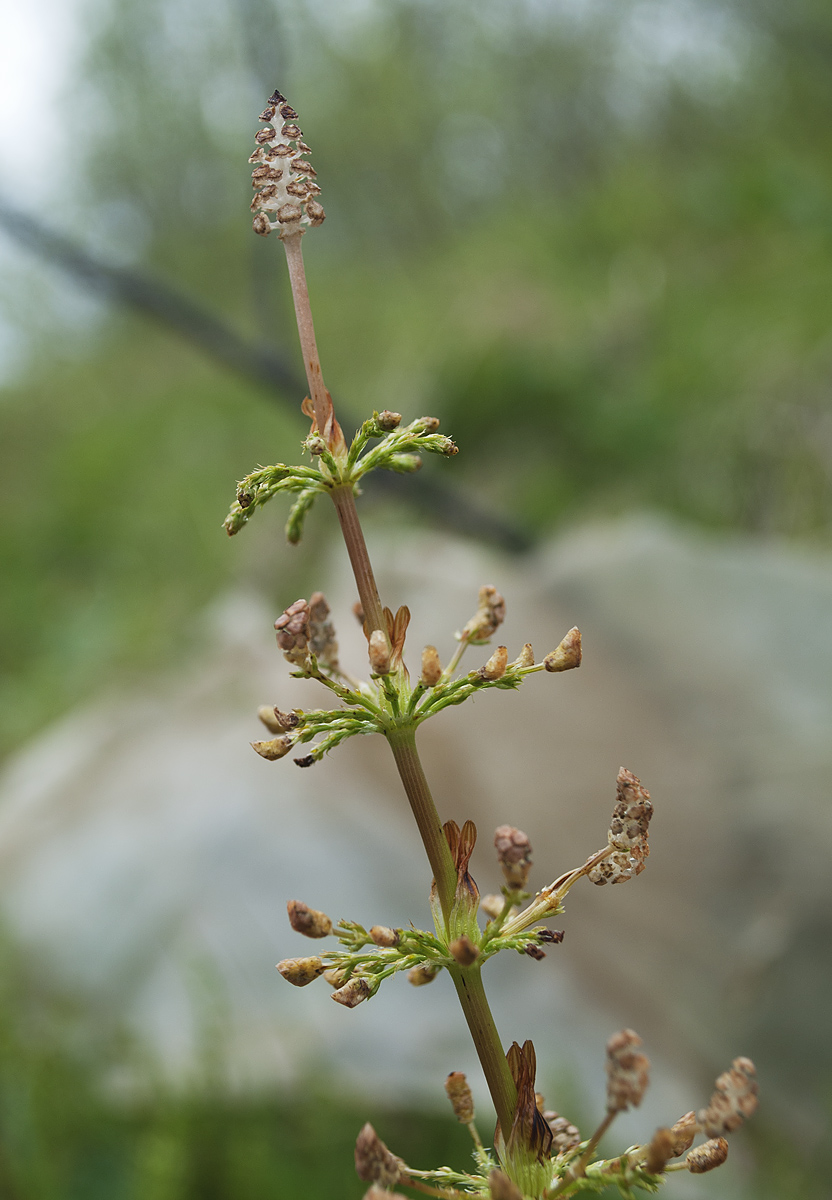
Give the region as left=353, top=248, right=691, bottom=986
left=1, top=0, right=832, bottom=1196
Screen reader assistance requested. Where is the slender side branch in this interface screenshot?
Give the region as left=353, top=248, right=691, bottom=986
left=548, top=1111, right=617, bottom=1197
left=400, top=1177, right=465, bottom=1200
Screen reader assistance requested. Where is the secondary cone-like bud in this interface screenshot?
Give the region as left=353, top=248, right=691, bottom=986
left=287, top=900, right=332, bottom=939
left=588, top=767, right=653, bottom=885
left=543, top=1112, right=581, bottom=1155
left=275, top=598, right=311, bottom=665
left=445, top=1072, right=475, bottom=1124
left=250, top=90, right=325, bottom=238
left=606, top=1029, right=650, bottom=1112
left=699, top=1057, right=758, bottom=1136
left=494, top=825, right=533, bottom=889
left=687, top=1138, right=729, bottom=1173
left=544, top=627, right=582, bottom=672
left=354, top=1123, right=402, bottom=1188
left=308, top=591, right=339, bottom=670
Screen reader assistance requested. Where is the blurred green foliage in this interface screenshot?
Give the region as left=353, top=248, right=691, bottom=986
left=0, top=934, right=815, bottom=1200
left=3, top=0, right=832, bottom=759
left=0, top=930, right=469, bottom=1199
left=2, top=1, right=832, bottom=1195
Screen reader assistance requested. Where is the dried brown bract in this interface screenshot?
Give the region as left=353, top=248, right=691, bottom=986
left=505, top=1040, right=554, bottom=1161
left=385, top=604, right=411, bottom=668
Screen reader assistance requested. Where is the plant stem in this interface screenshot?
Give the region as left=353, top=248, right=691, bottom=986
left=400, top=1177, right=464, bottom=1199
left=329, top=484, right=387, bottom=637
left=281, top=231, right=334, bottom=439
left=448, top=964, right=518, bottom=1142
left=281, top=228, right=518, bottom=1147
left=386, top=726, right=457, bottom=921
left=387, top=727, right=518, bottom=1142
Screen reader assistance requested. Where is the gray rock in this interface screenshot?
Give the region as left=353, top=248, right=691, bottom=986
left=0, top=516, right=828, bottom=1175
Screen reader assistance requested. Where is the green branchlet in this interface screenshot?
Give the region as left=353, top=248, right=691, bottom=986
left=254, top=616, right=580, bottom=766
left=224, top=411, right=458, bottom=542
left=277, top=889, right=564, bottom=1010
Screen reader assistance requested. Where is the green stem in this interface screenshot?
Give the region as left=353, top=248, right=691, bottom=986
left=548, top=1110, right=617, bottom=1198
left=386, top=726, right=457, bottom=921
left=278, top=181, right=519, bottom=1157
left=386, top=728, right=517, bottom=1142
left=448, top=964, right=518, bottom=1142
left=400, top=1177, right=463, bottom=1200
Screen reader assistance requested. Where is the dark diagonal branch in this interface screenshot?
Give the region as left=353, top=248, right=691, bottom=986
left=0, top=196, right=530, bottom=552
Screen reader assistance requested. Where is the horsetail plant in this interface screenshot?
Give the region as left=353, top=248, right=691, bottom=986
left=229, top=90, right=759, bottom=1198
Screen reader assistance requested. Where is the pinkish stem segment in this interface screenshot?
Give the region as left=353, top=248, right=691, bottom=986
left=281, top=231, right=332, bottom=437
